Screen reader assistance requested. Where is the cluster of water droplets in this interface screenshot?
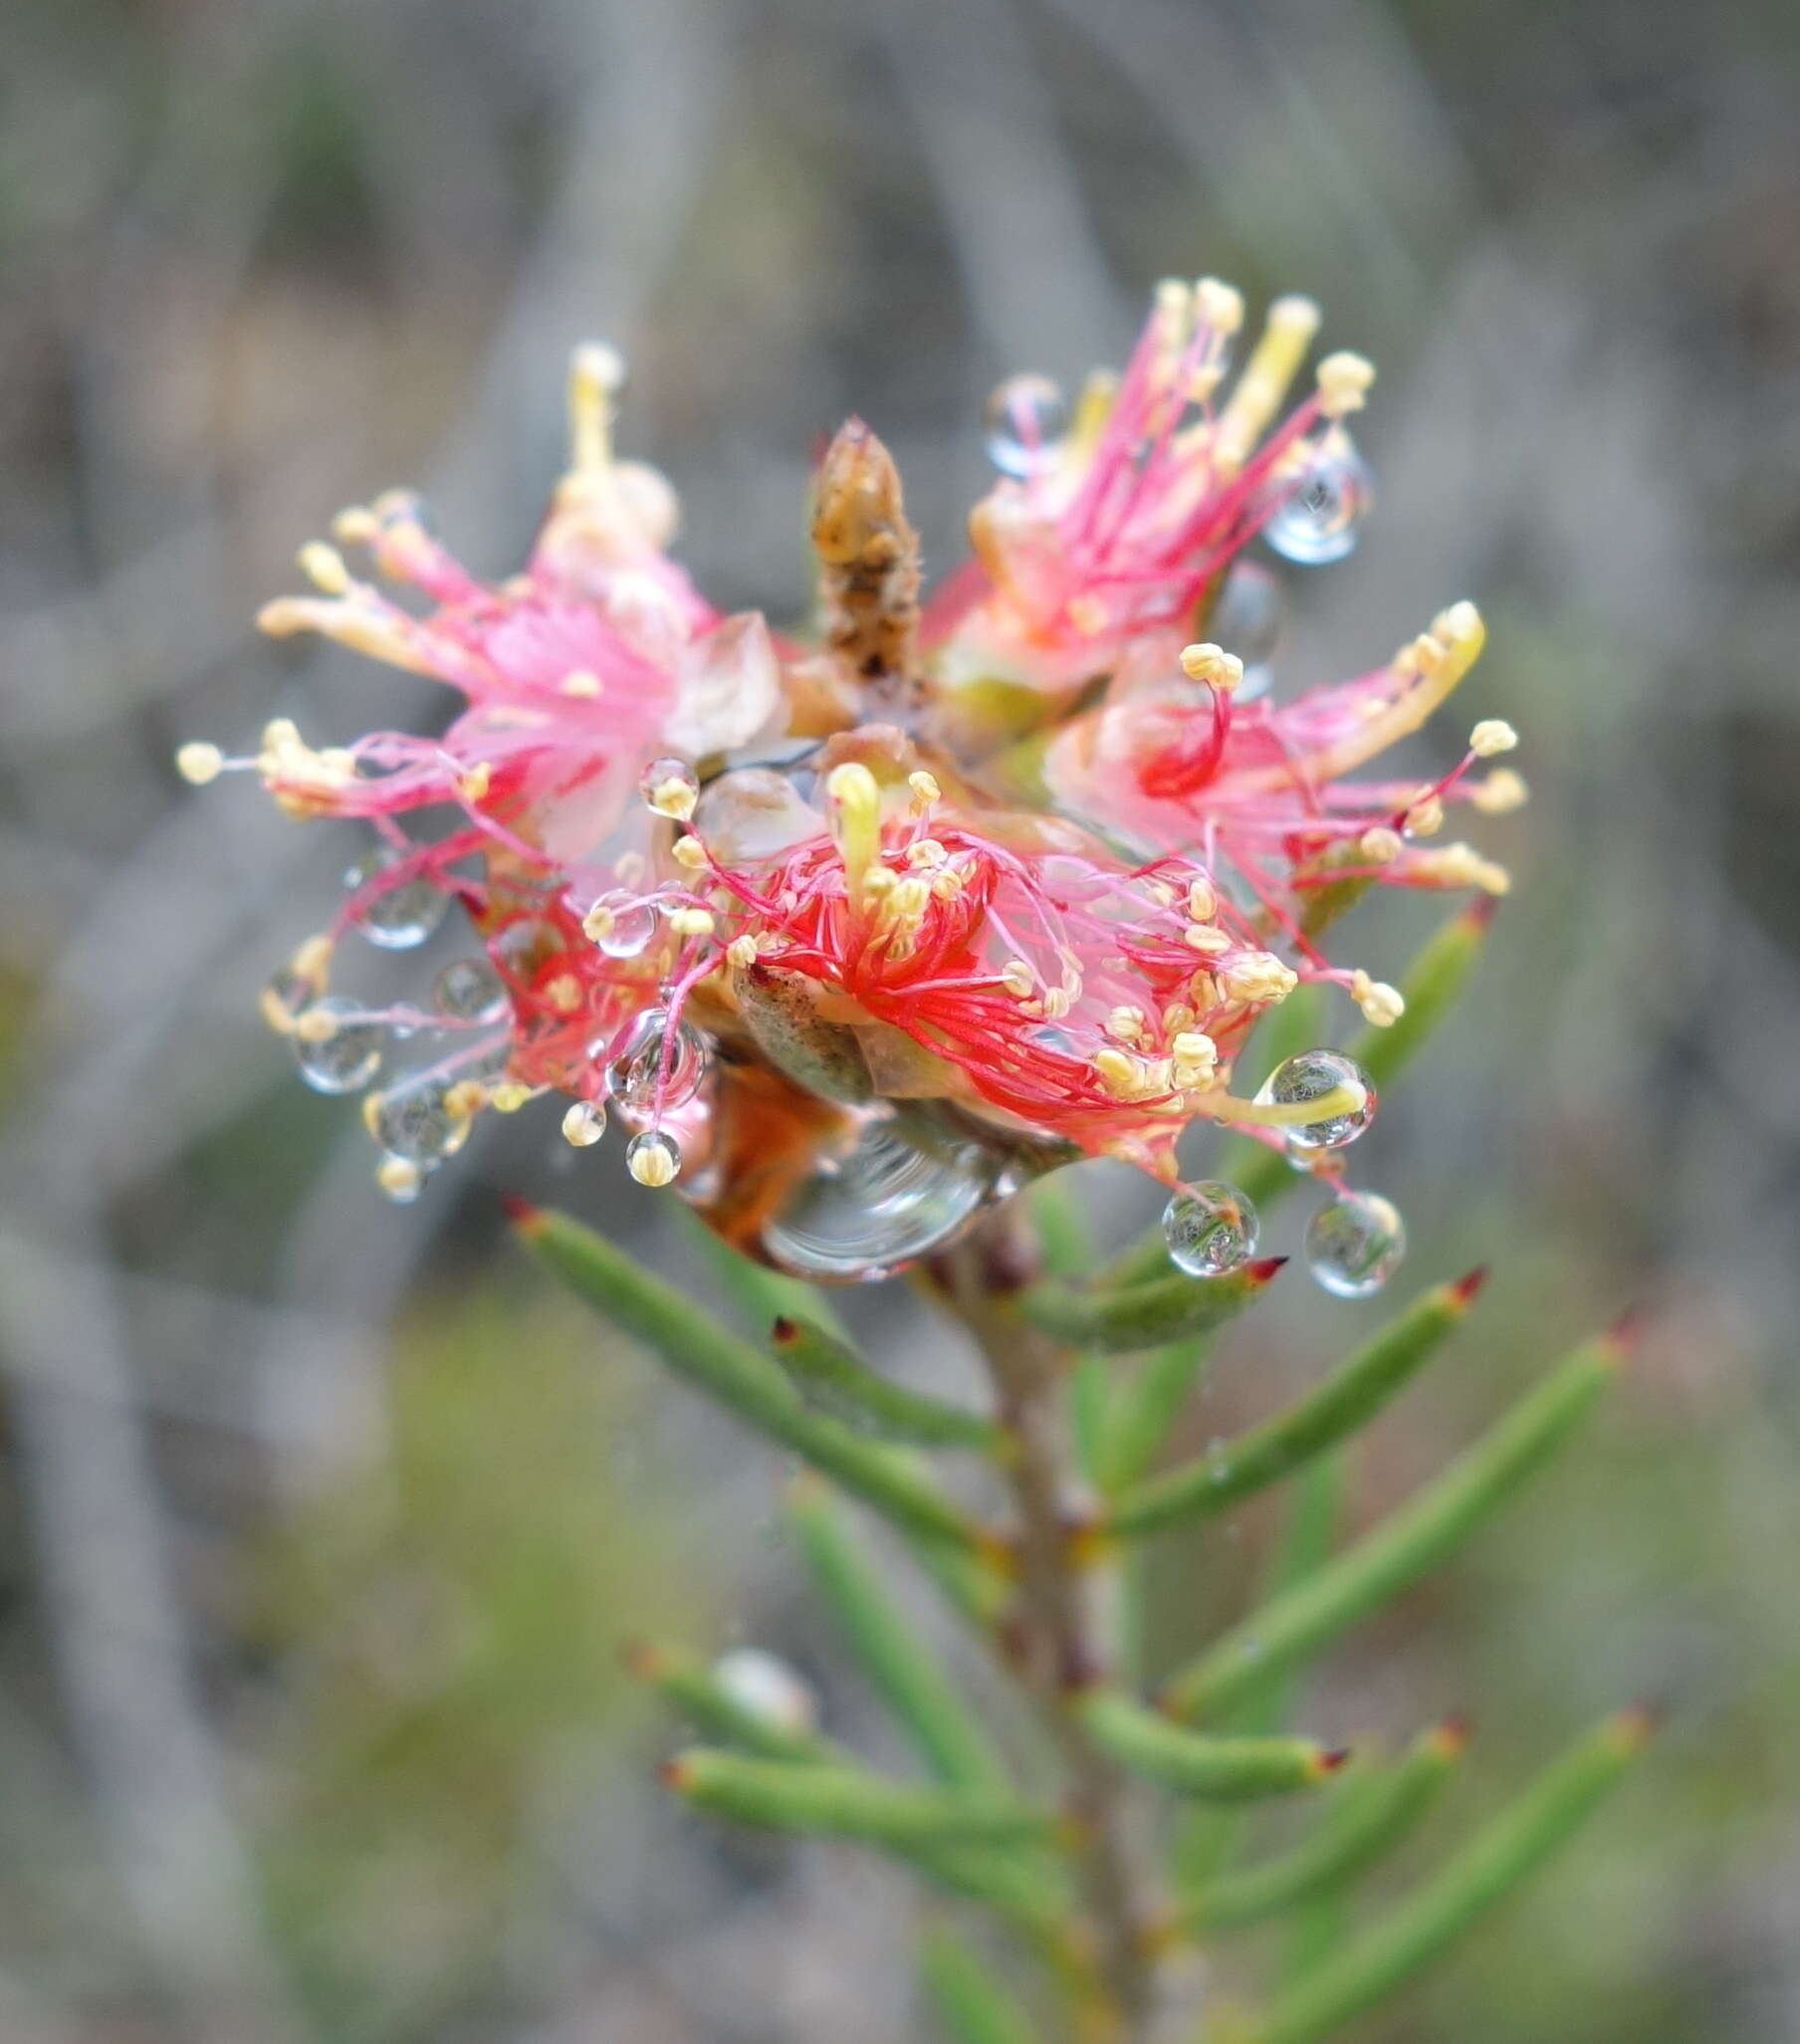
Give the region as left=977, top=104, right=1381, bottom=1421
left=1161, top=1046, right=1405, bottom=1295
left=1263, top=430, right=1374, bottom=566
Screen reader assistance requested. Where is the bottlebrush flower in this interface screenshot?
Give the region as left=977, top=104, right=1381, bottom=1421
left=181, top=279, right=1519, bottom=1281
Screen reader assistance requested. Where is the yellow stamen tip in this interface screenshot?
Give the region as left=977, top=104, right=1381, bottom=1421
left=175, top=741, right=224, bottom=786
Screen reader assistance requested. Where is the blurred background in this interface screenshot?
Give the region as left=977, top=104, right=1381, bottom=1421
left=2, top=0, right=1798, bottom=2038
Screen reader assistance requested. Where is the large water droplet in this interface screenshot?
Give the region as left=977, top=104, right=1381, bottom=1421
left=605, top=1008, right=709, bottom=1115
left=369, top=1071, right=472, bottom=1166
left=1260, top=1049, right=1376, bottom=1152
left=1306, top=1189, right=1406, bottom=1298
left=638, top=756, right=699, bottom=817
left=692, top=768, right=824, bottom=863
left=1162, top=1180, right=1258, bottom=1277
left=1264, top=438, right=1373, bottom=566
left=984, top=373, right=1069, bottom=479
left=586, top=895, right=657, bottom=959
left=712, top=1648, right=818, bottom=1735
left=345, top=849, right=449, bottom=950
left=762, top=1110, right=995, bottom=1282
left=432, top=956, right=508, bottom=1022
left=293, top=999, right=383, bottom=1093
left=562, top=1098, right=607, bottom=1147
left=1208, top=560, right=1281, bottom=700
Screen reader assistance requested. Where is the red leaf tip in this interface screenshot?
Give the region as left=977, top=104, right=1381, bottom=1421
left=500, top=1192, right=543, bottom=1229
left=770, top=1315, right=799, bottom=1346
left=1602, top=1304, right=1647, bottom=1359
left=1432, top=1713, right=1473, bottom=1756
left=1461, top=892, right=1500, bottom=932
left=1451, top=1264, right=1490, bottom=1306
left=1246, top=1254, right=1290, bottom=1285
left=1318, top=1745, right=1353, bottom=1775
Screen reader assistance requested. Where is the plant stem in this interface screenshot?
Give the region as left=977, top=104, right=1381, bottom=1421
left=936, top=1212, right=1156, bottom=2042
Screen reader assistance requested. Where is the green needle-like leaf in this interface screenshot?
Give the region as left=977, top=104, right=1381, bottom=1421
left=1179, top=1722, right=1468, bottom=1932
left=788, top=1477, right=1009, bottom=1791
left=1078, top=1691, right=1344, bottom=1801
left=1018, top=1255, right=1286, bottom=1356
left=1108, top=1272, right=1484, bottom=1538
left=773, top=1317, right=1004, bottom=1453
left=665, top=1748, right=1058, bottom=1850
left=1239, top=1710, right=1652, bottom=2044
left=1162, top=1325, right=1629, bottom=1721
left=918, top=1924, right=1041, bottom=2044
left=681, top=1207, right=847, bottom=1337
left=1096, top=1334, right=1218, bottom=1494
left=511, top=1202, right=987, bottom=1559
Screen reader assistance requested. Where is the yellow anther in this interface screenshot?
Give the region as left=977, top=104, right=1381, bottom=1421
left=907, top=769, right=941, bottom=810
left=1194, top=277, right=1244, bottom=335
left=332, top=506, right=378, bottom=546
left=1220, top=952, right=1298, bottom=1005
left=1413, top=842, right=1510, bottom=894
left=376, top=1156, right=423, bottom=1200
left=262, top=717, right=301, bottom=753
left=581, top=903, right=616, bottom=944
left=298, top=542, right=351, bottom=595
left=824, top=761, right=882, bottom=893
left=862, top=865, right=897, bottom=899
left=1315, top=350, right=1376, bottom=419
left=1187, top=876, right=1218, bottom=921
left=1106, top=1006, right=1145, bottom=1042
left=1040, top=989, right=1072, bottom=1021
left=1405, top=793, right=1446, bottom=838
left=1179, top=642, right=1244, bottom=691
left=669, top=907, right=716, bottom=939
left=175, top=741, right=224, bottom=786
left=546, top=973, right=583, bottom=1013
left=1469, top=718, right=1519, bottom=758
left=671, top=835, right=710, bottom=870
left=1094, top=1047, right=1143, bottom=1098
left=1162, top=1002, right=1196, bottom=1032
left=1360, top=825, right=1404, bottom=864
left=561, top=669, right=603, bottom=699
left=1471, top=767, right=1528, bottom=814
left=1171, top=1029, right=1220, bottom=1089
left=726, top=934, right=759, bottom=969
left=295, top=1005, right=342, bottom=1045
left=490, top=1081, right=533, bottom=1113
left=930, top=868, right=965, bottom=900
left=443, top=1079, right=489, bottom=1119
left=1185, top=923, right=1232, bottom=956
left=1001, top=959, right=1034, bottom=999
left=1350, top=970, right=1406, bottom=1027
left=906, top=839, right=947, bottom=867
left=457, top=762, right=492, bottom=802
left=647, top=775, right=698, bottom=821
left=568, top=341, right=626, bottom=474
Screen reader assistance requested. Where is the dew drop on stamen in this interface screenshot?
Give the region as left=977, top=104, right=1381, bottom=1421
left=293, top=1000, right=383, bottom=1093
left=605, top=1008, right=709, bottom=1115
left=638, top=756, right=699, bottom=815
left=592, top=897, right=658, bottom=959
left=263, top=967, right=314, bottom=1031
left=562, top=1098, right=607, bottom=1148
left=344, top=849, right=450, bottom=950
left=1306, top=1189, right=1406, bottom=1298
left=984, top=373, right=1069, bottom=479
left=1162, top=1180, right=1259, bottom=1277
left=1264, top=438, right=1373, bottom=566
left=432, top=956, right=508, bottom=1022
left=1261, top=1049, right=1377, bottom=1152
left=1207, top=561, right=1281, bottom=699
left=369, top=1071, right=472, bottom=1166
left=625, top=1128, right=682, bottom=1187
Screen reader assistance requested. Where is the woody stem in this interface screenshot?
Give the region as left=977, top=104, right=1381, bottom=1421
left=938, top=1212, right=1156, bottom=2040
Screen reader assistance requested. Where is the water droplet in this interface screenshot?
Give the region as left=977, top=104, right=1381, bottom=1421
left=625, top=1128, right=682, bottom=1187
left=432, top=956, right=508, bottom=1022
left=984, top=373, right=1069, bottom=478
left=1306, top=1189, right=1406, bottom=1298
left=1162, top=1181, right=1259, bottom=1277
left=638, top=756, right=699, bottom=817
left=1264, top=436, right=1373, bottom=566
left=692, top=768, right=824, bottom=863
left=293, top=1000, right=383, bottom=1093
left=376, top=1156, right=424, bottom=1204
left=562, top=1098, right=607, bottom=1147
left=1260, top=1049, right=1376, bottom=1152
left=605, top=1008, right=709, bottom=1115
left=1208, top=561, right=1281, bottom=699
left=762, top=1110, right=995, bottom=1282
left=369, top=1071, right=472, bottom=1166
left=586, top=895, right=658, bottom=959
left=345, top=849, right=449, bottom=950
left=712, top=1648, right=818, bottom=1735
